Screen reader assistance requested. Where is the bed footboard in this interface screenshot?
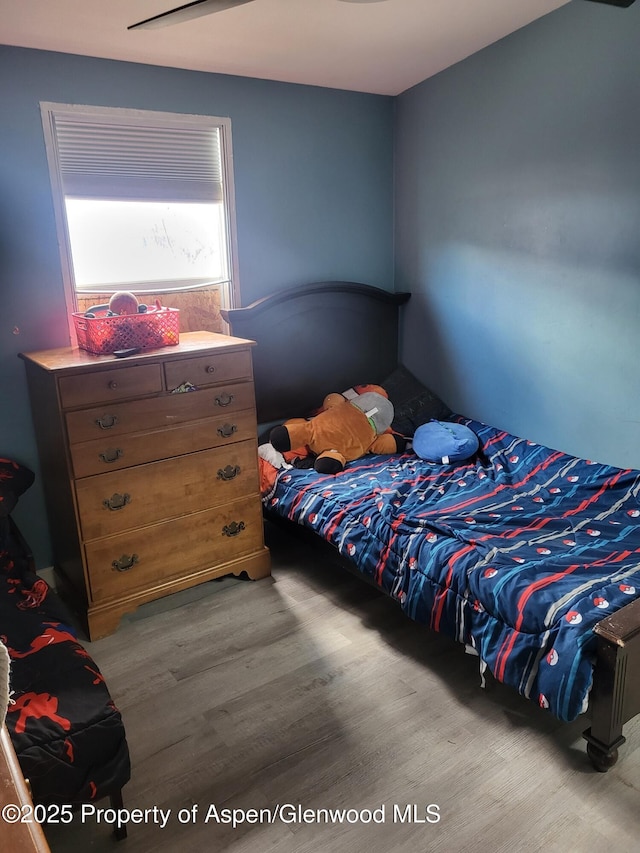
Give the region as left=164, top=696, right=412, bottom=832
left=583, top=597, right=640, bottom=770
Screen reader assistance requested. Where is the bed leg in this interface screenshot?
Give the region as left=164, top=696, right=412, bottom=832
left=110, top=789, right=127, bottom=840
left=583, top=634, right=628, bottom=772
left=583, top=730, right=624, bottom=772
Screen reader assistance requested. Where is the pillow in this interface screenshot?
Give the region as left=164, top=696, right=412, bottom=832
left=413, top=421, right=479, bottom=464
left=0, top=458, right=35, bottom=517
left=381, top=365, right=451, bottom=437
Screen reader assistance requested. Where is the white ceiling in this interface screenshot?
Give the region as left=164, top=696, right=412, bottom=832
left=1, top=0, right=571, bottom=96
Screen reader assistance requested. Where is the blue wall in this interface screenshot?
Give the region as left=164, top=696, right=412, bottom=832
left=5, top=2, right=640, bottom=567
left=0, top=46, right=394, bottom=566
left=395, top=2, right=640, bottom=470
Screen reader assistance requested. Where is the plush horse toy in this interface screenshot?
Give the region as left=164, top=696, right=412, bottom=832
left=270, top=389, right=402, bottom=474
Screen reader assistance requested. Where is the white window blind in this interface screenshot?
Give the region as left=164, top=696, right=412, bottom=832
left=52, top=115, right=223, bottom=202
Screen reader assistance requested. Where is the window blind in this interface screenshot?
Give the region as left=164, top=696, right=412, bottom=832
left=52, top=114, right=223, bottom=203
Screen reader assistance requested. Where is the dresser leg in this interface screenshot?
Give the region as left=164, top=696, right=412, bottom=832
left=233, top=548, right=271, bottom=580
left=87, top=607, right=127, bottom=642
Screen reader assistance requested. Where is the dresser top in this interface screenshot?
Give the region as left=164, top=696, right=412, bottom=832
left=19, top=330, right=255, bottom=374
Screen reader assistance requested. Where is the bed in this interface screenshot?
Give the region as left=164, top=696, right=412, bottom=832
left=0, top=458, right=130, bottom=835
left=221, top=281, right=640, bottom=772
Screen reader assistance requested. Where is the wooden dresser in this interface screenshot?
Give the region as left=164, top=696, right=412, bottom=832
left=20, top=331, right=270, bottom=640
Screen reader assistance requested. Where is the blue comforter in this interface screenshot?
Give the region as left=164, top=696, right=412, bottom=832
left=266, top=418, right=640, bottom=721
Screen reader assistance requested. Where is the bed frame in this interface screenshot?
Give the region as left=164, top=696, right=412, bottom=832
left=222, top=280, right=640, bottom=771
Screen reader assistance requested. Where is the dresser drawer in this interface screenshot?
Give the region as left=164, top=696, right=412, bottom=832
left=66, top=381, right=256, bottom=444
left=164, top=349, right=252, bottom=391
left=86, top=496, right=264, bottom=603
left=59, top=364, right=163, bottom=409
left=71, top=409, right=258, bottom=478
left=76, top=440, right=260, bottom=540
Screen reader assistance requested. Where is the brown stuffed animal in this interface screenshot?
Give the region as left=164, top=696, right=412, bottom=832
left=270, top=391, right=402, bottom=474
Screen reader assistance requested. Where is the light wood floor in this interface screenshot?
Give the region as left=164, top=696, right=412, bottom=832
left=45, top=521, right=640, bottom=853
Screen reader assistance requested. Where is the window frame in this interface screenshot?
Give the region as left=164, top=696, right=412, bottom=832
left=40, top=102, right=241, bottom=343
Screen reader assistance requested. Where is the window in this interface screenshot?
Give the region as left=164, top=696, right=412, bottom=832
left=40, top=103, right=240, bottom=337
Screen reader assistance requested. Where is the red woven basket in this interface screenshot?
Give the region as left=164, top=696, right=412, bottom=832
left=73, top=306, right=180, bottom=355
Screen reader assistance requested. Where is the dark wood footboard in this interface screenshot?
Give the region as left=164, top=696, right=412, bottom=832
left=584, top=597, right=640, bottom=770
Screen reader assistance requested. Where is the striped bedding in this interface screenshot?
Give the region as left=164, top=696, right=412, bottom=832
left=265, top=418, right=640, bottom=721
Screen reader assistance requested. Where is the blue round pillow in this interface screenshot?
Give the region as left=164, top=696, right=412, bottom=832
left=413, top=420, right=479, bottom=464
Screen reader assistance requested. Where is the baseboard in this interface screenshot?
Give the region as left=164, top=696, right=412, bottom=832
left=37, top=566, right=56, bottom=588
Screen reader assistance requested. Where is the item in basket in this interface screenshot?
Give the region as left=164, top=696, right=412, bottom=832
left=106, top=316, right=162, bottom=351
left=108, top=291, right=139, bottom=315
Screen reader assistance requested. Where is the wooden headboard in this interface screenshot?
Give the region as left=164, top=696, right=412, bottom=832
left=221, top=281, right=410, bottom=425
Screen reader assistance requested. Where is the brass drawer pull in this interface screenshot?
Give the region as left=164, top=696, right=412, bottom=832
left=217, top=423, right=238, bottom=438
left=96, top=414, right=118, bottom=430
left=99, top=447, right=123, bottom=464
left=103, top=492, right=131, bottom=511
left=223, top=521, right=245, bottom=537
left=206, top=365, right=216, bottom=374
left=112, top=553, right=138, bottom=572
left=217, top=465, right=241, bottom=481
left=215, top=392, right=234, bottom=407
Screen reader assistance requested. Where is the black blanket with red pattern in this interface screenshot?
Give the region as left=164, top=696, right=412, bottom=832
left=1, top=515, right=130, bottom=806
